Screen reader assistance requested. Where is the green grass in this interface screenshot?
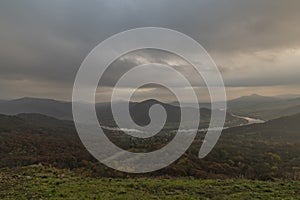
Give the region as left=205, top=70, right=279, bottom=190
left=1, top=165, right=299, bottom=200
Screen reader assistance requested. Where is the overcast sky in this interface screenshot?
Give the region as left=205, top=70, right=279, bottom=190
left=1, top=0, right=300, bottom=102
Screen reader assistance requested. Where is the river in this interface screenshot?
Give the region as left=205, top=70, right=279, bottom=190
left=101, top=114, right=266, bottom=134
left=231, top=114, right=265, bottom=125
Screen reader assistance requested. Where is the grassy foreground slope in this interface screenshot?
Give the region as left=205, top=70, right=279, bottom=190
left=1, top=165, right=299, bottom=200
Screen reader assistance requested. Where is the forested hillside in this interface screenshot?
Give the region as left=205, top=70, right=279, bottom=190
left=1, top=113, right=299, bottom=180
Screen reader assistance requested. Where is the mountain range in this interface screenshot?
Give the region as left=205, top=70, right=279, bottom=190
left=173, top=94, right=300, bottom=120
left=0, top=94, right=300, bottom=125
left=0, top=97, right=72, bottom=120
left=227, top=94, right=300, bottom=120
left=0, top=97, right=246, bottom=128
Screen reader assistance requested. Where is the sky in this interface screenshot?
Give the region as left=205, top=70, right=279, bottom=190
left=0, top=0, right=300, bottom=102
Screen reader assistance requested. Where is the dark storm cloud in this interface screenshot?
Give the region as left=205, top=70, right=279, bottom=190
left=0, top=0, right=300, bottom=100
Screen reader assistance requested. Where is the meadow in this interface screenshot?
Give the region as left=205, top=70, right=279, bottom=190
left=1, top=165, right=299, bottom=200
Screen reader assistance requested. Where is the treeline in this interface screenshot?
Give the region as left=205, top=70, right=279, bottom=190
left=1, top=127, right=299, bottom=180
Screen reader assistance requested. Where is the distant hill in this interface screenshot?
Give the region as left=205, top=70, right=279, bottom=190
left=130, top=99, right=181, bottom=125
left=1, top=95, right=300, bottom=121
left=227, top=94, right=300, bottom=120
left=172, top=94, right=300, bottom=120
left=2, top=95, right=300, bottom=123
left=265, top=113, right=300, bottom=131
left=275, top=94, right=300, bottom=99
left=0, top=97, right=72, bottom=120
left=173, top=94, right=300, bottom=121
left=98, top=99, right=245, bottom=128
left=0, top=97, right=246, bottom=128
left=223, top=113, right=300, bottom=142
left=129, top=99, right=209, bottom=126
left=227, top=94, right=280, bottom=110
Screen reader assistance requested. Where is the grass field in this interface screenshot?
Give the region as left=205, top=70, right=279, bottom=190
left=1, top=165, right=299, bottom=200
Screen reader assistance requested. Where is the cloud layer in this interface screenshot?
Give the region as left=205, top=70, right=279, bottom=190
left=1, top=0, right=300, bottom=101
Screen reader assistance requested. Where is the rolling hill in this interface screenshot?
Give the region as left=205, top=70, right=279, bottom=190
left=173, top=94, right=300, bottom=120
left=0, top=97, right=246, bottom=128
left=222, top=113, right=300, bottom=143
left=0, top=97, right=72, bottom=120
left=227, top=94, right=300, bottom=120
left=227, top=94, right=280, bottom=110
left=0, top=112, right=299, bottom=179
